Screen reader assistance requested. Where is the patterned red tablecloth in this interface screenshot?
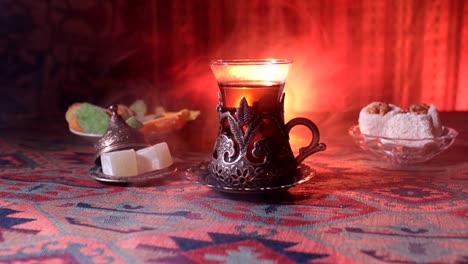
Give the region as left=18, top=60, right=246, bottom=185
left=0, top=112, right=467, bottom=263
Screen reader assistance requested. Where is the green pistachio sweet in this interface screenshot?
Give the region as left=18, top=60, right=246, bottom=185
left=126, top=116, right=143, bottom=129
left=74, top=103, right=110, bottom=134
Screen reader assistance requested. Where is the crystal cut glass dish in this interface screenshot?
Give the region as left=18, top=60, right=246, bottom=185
left=348, top=125, right=458, bottom=164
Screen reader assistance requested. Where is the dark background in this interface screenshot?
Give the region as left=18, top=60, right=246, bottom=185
left=1, top=0, right=467, bottom=124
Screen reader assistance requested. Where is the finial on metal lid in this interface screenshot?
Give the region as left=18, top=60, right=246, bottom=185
left=109, top=104, right=119, bottom=115
left=93, top=104, right=149, bottom=165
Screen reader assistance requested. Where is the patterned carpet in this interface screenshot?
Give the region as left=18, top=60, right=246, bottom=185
left=0, top=113, right=467, bottom=263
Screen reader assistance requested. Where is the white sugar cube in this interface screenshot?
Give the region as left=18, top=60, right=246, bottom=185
left=136, top=142, right=173, bottom=173
left=100, top=149, right=138, bottom=177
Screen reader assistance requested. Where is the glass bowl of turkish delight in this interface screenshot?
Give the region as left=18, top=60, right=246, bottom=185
left=349, top=102, right=458, bottom=164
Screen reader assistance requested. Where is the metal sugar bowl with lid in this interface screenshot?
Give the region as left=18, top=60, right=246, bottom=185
left=93, top=105, right=149, bottom=165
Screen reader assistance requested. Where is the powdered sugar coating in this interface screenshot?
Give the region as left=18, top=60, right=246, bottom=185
left=428, top=104, right=442, bottom=137
left=358, top=102, right=402, bottom=136
left=382, top=113, right=435, bottom=138
left=381, top=113, right=435, bottom=147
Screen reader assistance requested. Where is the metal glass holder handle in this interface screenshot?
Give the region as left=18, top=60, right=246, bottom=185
left=285, top=117, right=326, bottom=164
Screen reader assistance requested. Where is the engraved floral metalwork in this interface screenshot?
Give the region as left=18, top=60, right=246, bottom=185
left=93, top=105, right=149, bottom=165
left=209, top=92, right=326, bottom=189
left=210, top=95, right=303, bottom=189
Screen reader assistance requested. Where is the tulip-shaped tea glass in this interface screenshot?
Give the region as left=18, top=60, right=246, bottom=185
left=207, top=59, right=326, bottom=190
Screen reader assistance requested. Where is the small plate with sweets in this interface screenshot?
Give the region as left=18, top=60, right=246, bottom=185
left=66, top=100, right=200, bottom=144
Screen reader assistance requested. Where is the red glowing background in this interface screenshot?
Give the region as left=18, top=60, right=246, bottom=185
left=150, top=0, right=467, bottom=119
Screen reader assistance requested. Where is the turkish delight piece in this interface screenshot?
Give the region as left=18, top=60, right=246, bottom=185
left=381, top=112, right=436, bottom=147
left=427, top=104, right=443, bottom=137
left=136, top=142, right=173, bottom=174
left=74, top=102, right=110, bottom=134
left=408, top=103, right=443, bottom=137
left=100, top=149, right=138, bottom=177
left=358, top=102, right=402, bottom=136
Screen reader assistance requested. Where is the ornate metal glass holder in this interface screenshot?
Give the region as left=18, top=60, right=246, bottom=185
left=209, top=93, right=326, bottom=189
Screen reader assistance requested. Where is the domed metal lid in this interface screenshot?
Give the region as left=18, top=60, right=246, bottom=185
left=93, top=104, right=149, bottom=165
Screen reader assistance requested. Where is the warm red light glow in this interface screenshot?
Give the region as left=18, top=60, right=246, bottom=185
left=154, top=0, right=467, bottom=118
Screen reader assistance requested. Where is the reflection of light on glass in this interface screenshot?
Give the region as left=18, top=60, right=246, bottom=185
left=210, top=59, right=292, bottom=112
left=227, top=63, right=290, bottom=82
left=210, top=59, right=291, bottom=84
